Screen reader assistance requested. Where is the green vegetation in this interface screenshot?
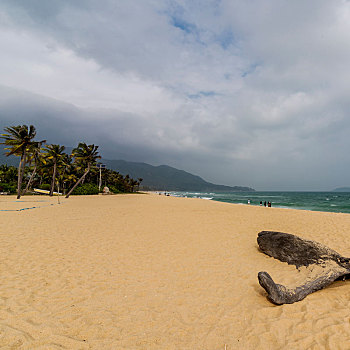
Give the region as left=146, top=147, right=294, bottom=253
left=65, top=143, right=101, bottom=198
left=1, top=125, right=45, bottom=198
left=0, top=124, right=142, bottom=197
left=103, top=159, right=255, bottom=192
left=72, top=183, right=100, bottom=195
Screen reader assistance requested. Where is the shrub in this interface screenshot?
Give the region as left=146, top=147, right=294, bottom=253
left=39, top=184, right=51, bottom=191
left=0, top=182, right=16, bottom=193
left=108, top=185, right=122, bottom=194
left=72, top=183, right=99, bottom=195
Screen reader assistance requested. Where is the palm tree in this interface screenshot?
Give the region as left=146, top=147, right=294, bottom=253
left=22, top=140, right=45, bottom=195
left=43, top=144, right=66, bottom=196
left=65, top=143, right=101, bottom=198
left=56, top=153, right=74, bottom=195
left=137, top=178, right=143, bottom=191
left=58, top=153, right=76, bottom=194
left=0, top=164, right=17, bottom=184
left=0, top=125, right=41, bottom=199
left=129, top=179, right=139, bottom=192
left=35, top=156, right=52, bottom=186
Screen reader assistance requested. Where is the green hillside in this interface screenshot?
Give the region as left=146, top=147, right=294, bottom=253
left=102, top=159, right=254, bottom=192
left=0, top=145, right=254, bottom=192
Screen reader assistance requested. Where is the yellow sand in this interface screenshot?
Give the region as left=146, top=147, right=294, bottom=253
left=1, top=193, right=350, bottom=349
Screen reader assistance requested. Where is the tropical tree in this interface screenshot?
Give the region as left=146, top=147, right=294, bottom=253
left=56, top=153, right=71, bottom=193
left=65, top=143, right=101, bottom=198
left=35, top=156, right=52, bottom=187
left=137, top=178, right=143, bottom=191
left=0, top=164, right=17, bottom=184
left=0, top=125, right=42, bottom=199
left=22, top=140, right=45, bottom=195
left=55, top=152, right=75, bottom=195
left=43, top=144, right=66, bottom=196
left=129, top=179, right=138, bottom=192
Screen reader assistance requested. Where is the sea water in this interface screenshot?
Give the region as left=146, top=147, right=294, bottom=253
left=170, top=191, right=350, bottom=214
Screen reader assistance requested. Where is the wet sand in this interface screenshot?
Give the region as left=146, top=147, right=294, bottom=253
left=1, top=193, right=350, bottom=349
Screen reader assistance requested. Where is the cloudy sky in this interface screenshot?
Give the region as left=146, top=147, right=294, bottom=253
left=1, top=0, right=350, bottom=190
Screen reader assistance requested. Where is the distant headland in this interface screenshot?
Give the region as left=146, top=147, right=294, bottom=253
left=332, top=187, right=350, bottom=192
left=0, top=144, right=255, bottom=193
left=101, top=158, right=255, bottom=192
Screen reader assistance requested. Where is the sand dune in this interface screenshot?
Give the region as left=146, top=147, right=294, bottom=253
left=1, top=193, right=350, bottom=349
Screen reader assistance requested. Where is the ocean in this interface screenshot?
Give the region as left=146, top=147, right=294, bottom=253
left=170, top=191, right=350, bottom=214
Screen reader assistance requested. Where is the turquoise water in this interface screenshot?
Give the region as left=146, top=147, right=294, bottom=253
left=170, top=191, right=350, bottom=214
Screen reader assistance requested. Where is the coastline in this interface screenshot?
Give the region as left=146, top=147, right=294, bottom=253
left=1, top=193, right=350, bottom=349
left=168, top=190, right=350, bottom=214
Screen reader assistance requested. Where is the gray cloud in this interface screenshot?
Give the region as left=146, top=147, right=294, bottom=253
left=1, top=1, right=350, bottom=190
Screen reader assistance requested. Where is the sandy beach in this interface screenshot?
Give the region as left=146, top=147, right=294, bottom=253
left=1, top=193, right=350, bottom=349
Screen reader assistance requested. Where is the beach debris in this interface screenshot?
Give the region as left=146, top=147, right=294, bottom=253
left=257, top=231, right=350, bottom=304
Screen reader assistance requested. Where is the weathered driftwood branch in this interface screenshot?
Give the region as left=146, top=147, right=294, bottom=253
left=257, top=231, right=350, bottom=305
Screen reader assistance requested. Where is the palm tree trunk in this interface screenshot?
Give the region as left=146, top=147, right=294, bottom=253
left=16, top=157, right=23, bottom=199
left=50, top=162, right=57, bottom=196
left=65, top=163, right=90, bottom=198
left=22, top=164, right=37, bottom=195
left=17, top=153, right=26, bottom=199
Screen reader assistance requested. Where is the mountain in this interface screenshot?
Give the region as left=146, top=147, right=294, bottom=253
left=101, top=158, right=255, bottom=192
left=0, top=145, right=254, bottom=192
left=332, top=187, right=350, bottom=192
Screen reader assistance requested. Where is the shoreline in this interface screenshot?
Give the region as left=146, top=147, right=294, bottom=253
left=2, top=191, right=350, bottom=218
left=164, top=191, right=350, bottom=216
left=1, top=193, right=350, bottom=348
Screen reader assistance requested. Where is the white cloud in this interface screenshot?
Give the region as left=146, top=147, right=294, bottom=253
left=1, top=0, right=350, bottom=190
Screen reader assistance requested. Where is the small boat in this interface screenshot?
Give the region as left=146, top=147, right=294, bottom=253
left=33, top=188, right=62, bottom=196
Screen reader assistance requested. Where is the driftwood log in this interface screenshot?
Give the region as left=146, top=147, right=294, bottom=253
left=257, top=231, right=350, bottom=305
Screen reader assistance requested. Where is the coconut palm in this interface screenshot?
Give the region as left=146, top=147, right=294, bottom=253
left=0, top=125, right=41, bottom=199
left=22, top=140, right=45, bottom=195
left=137, top=178, right=143, bottom=191
left=65, top=143, right=101, bottom=198
left=130, top=179, right=139, bottom=192
left=0, top=164, right=17, bottom=184
left=43, top=144, right=66, bottom=196
left=55, top=153, right=74, bottom=195
left=58, top=153, right=76, bottom=194
left=35, top=156, right=52, bottom=187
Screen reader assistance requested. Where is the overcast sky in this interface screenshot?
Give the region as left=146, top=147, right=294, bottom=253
left=1, top=0, right=350, bottom=190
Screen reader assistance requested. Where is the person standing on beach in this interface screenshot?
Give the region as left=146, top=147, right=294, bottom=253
left=248, top=199, right=251, bottom=205
left=264, top=201, right=267, bottom=207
